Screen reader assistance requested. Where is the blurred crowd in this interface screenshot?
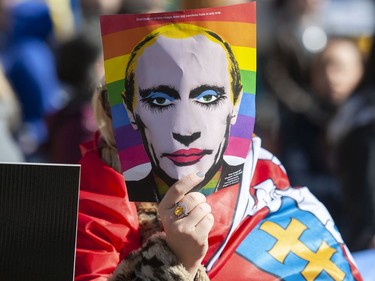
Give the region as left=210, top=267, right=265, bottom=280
left=0, top=0, right=374, bottom=259
left=256, top=0, right=375, bottom=255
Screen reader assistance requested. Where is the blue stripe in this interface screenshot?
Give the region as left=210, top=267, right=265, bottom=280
left=238, top=92, right=255, bottom=117
left=111, top=104, right=130, bottom=128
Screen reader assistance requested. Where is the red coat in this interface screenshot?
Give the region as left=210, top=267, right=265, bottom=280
left=75, top=140, right=140, bottom=280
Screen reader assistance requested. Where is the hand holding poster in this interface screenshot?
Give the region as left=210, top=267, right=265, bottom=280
left=101, top=3, right=256, bottom=201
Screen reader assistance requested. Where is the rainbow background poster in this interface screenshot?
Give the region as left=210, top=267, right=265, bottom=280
left=100, top=3, right=257, bottom=200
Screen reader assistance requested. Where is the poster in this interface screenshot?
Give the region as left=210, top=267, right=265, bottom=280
left=100, top=2, right=256, bottom=202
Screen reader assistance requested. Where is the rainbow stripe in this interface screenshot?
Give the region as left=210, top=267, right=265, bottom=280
left=101, top=2, right=257, bottom=172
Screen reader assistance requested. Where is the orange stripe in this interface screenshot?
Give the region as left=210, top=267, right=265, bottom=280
left=102, top=21, right=256, bottom=60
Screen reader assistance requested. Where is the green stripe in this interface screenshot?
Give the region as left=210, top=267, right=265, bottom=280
left=241, top=69, right=256, bottom=94
left=107, top=80, right=124, bottom=105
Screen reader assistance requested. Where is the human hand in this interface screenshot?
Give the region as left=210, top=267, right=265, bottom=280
left=158, top=172, right=214, bottom=279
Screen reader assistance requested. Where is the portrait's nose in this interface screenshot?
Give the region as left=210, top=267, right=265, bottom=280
left=172, top=132, right=201, bottom=147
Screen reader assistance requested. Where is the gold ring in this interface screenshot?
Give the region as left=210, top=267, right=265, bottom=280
left=174, top=201, right=188, bottom=219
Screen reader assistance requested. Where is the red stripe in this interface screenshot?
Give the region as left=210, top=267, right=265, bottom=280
left=226, top=137, right=251, bottom=158
left=204, top=184, right=239, bottom=264
left=100, top=2, right=256, bottom=35
left=251, top=159, right=290, bottom=189
left=341, top=244, right=363, bottom=281
left=119, top=145, right=148, bottom=170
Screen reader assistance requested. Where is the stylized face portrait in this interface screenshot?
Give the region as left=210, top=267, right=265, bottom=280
left=101, top=3, right=257, bottom=201
left=124, top=25, right=242, bottom=184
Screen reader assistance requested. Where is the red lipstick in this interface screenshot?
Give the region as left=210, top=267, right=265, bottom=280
left=163, top=149, right=212, bottom=166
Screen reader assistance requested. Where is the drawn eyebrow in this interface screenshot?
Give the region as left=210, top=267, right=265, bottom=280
left=139, top=85, right=180, bottom=99
left=189, top=85, right=226, bottom=99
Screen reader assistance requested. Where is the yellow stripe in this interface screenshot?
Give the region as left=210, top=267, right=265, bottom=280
left=104, top=55, right=130, bottom=84
left=104, top=47, right=256, bottom=84
left=233, top=46, right=257, bottom=72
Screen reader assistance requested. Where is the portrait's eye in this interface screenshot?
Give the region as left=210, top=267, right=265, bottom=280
left=195, top=89, right=220, bottom=104
left=141, top=92, right=175, bottom=111
left=152, top=95, right=173, bottom=106
left=191, top=85, right=227, bottom=109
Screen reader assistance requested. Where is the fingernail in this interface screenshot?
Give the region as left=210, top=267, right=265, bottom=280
left=196, top=171, right=204, bottom=178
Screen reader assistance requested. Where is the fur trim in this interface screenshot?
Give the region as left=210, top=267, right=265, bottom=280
left=110, top=233, right=209, bottom=281
left=136, top=202, right=162, bottom=243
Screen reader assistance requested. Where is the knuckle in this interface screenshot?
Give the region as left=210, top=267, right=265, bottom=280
left=194, top=192, right=207, bottom=203
left=173, top=174, right=196, bottom=195
left=205, top=213, right=215, bottom=226
left=175, top=223, right=187, bottom=234
left=197, top=202, right=211, bottom=214
left=205, top=203, right=212, bottom=213
left=196, top=238, right=207, bottom=248
left=196, top=203, right=206, bottom=213
left=187, top=192, right=205, bottom=206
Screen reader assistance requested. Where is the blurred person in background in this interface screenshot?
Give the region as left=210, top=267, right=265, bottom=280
left=78, top=0, right=169, bottom=19
left=259, top=0, right=328, bottom=156
left=280, top=36, right=364, bottom=225
left=45, top=25, right=101, bottom=164
left=258, top=0, right=325, bottom=148
left=118, top=0, right=168, bottom=14
left=0, top=0, right=24, bottom=162
left=0, top=65, right=24, bottom=163
left=260, top=0, right=367, bottom=221
left=0, top=1, right=66, bottom=162
left=311, top=37, right=365, bottom=109
left=79, top=0, right=124, bottom=19
left=328, top=33, right=375, bottom=253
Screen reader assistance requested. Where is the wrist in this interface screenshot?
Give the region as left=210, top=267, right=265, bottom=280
left=183, top=260, right=203, bottom=280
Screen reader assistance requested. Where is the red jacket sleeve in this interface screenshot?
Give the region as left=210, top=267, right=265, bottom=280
left=75, top=142, right=141, bottom=280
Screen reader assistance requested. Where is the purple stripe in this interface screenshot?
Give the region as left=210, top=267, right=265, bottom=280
left=230, top=115, right=255, bottom=139
left=114, top=125, right=143, bottom=150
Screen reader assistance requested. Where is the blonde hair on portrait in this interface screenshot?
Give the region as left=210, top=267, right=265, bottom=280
left=93, top=81, right=122, bottom=172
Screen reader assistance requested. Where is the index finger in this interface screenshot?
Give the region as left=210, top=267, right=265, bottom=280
left=159, top=172, right=204, bottom=209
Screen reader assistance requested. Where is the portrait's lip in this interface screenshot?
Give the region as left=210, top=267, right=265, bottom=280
left=162, top=149, right=212, bottom=166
